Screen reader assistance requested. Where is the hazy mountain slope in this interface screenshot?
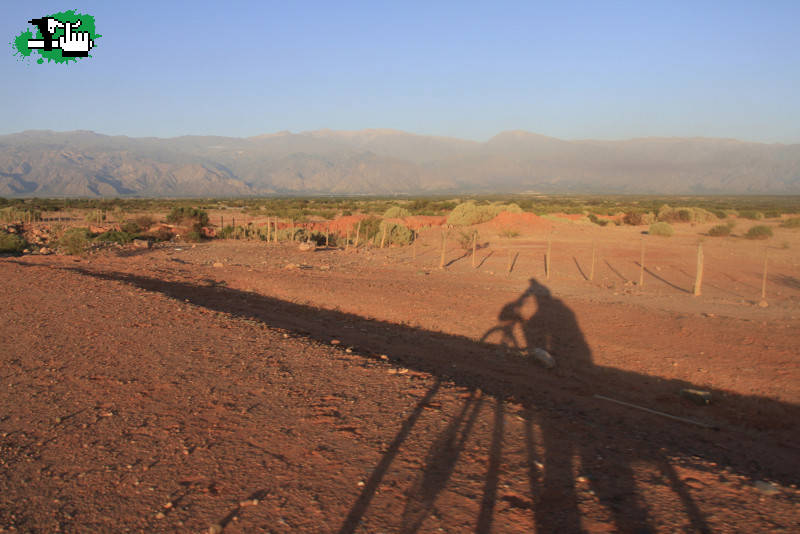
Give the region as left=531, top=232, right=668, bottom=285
left=0, top=129, right=798, bottom=196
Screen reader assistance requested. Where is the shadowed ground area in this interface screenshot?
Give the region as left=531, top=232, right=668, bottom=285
left=1, top=250, right=798, bottom=532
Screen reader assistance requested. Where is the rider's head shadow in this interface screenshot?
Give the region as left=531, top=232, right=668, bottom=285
left=482, top=278, right=594, bottom=371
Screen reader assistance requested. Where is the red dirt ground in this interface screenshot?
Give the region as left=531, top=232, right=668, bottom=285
left=1, top=217, right=799, bottom=533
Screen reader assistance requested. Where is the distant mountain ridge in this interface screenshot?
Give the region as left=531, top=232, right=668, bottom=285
left=1, top=129, right=798, bottom=197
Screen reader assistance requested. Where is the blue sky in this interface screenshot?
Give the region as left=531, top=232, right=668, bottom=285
left=2, top=1, right=799, bottom=142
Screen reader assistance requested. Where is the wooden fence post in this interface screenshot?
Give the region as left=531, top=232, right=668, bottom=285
left=439, top=225, right=449, bottom=269
left=692, top=243, right=704, bottom=296
left=354, top=221, right=361, bottom=248
left=761, top=249, right=769, bottom=302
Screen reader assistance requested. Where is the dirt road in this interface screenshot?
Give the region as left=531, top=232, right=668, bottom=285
left=1, top=232, right=798, bottom=532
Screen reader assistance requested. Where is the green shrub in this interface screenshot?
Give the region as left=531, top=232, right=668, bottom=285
left=446, top=201, right=522, bottom=226
left=120, top=221, right=141, bottom=235
left=588, top=214, right=609, bottom=226
left=0, top=231, right=26, bottom=253
left=373, top=221, right=415, bottom=246
left=383, top=206, right=411, bottom=218
left=184, top=230, right=204, bottom=242
left=59, top=227, right=91, bottom=254
left=499, top=228, right=521, bottom=238
left=148, top=226, right=174, bottom=242
left=358, top=216, right=382, bottom=242
left=707, top=224, right=731, bottom=237
left=134, top=215, right=156, bottom=230
left=649, top=222, right=674, bottom=237
left=780, top=217, right=800, bottom=228
left=745, top=225, right=773, bottom=240
left=457, top=229, right=477, bottom=250
left=166, top=207, right=209, bottom=227
left=623, top=211, right=656, bottom=226
left=657, top=205, right=717, bottom=223
left=94, top=230, right=134, bottom=244
left=739, top=210, right=764, bottom=220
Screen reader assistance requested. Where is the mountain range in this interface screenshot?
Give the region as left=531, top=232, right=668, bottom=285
left=1, top=129, right=799, bottom=197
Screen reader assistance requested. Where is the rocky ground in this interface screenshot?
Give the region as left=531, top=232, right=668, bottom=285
left=1, top=219, right=799, bottom=533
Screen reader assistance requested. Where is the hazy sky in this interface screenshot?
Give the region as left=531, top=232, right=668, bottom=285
left=2, top=1, right=799, bottom=143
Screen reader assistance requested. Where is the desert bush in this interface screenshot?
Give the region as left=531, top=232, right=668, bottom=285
left=446, top=201, right=522, bottom=226
left=274, top=227, right=307, bottom=242
left=780, top=217, right=800, bottom=228
left=218, top=225, right=235, bottom=239
left=134, top=215, right=156, bottom=230
left=623, top=211, right=656, bottom=226
left=0, top=231, right=26, bottom=253
left=587, top=214, right=609, bottom=226
left=166, top=207, right=209, bottom=227
left=94, top=230, right=134, bottom=244
left=383, top=206, right=411, bottom=218
left=707, top=224, right=732, bottom=237
left=745, top=225, right=773, bottom=240
left=308, top=231, right=337, bottom=246
left=358, top=216, right=382, bottom=242
left=184, top=230, right=204, bottom=242
left=148, top=226, right=174, bottom=242
left=499, top=228, right=521, bottom=238
left=59, top=227, right=91, bottom=254
left=457, top=229, right=477, bottom=250
left=657, top=205, right=717, bottom=223
left=739, top=210, right=764, bottom=220
left=649, top=222, right=674, bottom=237
left=373, top=221, right=414, bottom=246
left=120, top=221, right=141, bottom=235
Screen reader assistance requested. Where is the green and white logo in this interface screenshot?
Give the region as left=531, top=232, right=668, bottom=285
left=12, top=10, right=100, bottom=64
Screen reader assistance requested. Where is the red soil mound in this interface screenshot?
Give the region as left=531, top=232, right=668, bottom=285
left=489, top=211, right=553, bottom=232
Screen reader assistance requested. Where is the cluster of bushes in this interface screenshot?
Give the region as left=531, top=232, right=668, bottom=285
left=780, top=217, right=800, bottom=228
left=446, top=201, right=522, bottom=226
left=0, top=230, right=26, bottom=253
left=656, top=205, right=718, bottom=223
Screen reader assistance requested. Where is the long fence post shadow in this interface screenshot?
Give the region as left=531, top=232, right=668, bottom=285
left=475, top=397, right=505, bottom=533
left=337, top=380, right=441, bottom=534
left=399, top=390, right=483, bottom=534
